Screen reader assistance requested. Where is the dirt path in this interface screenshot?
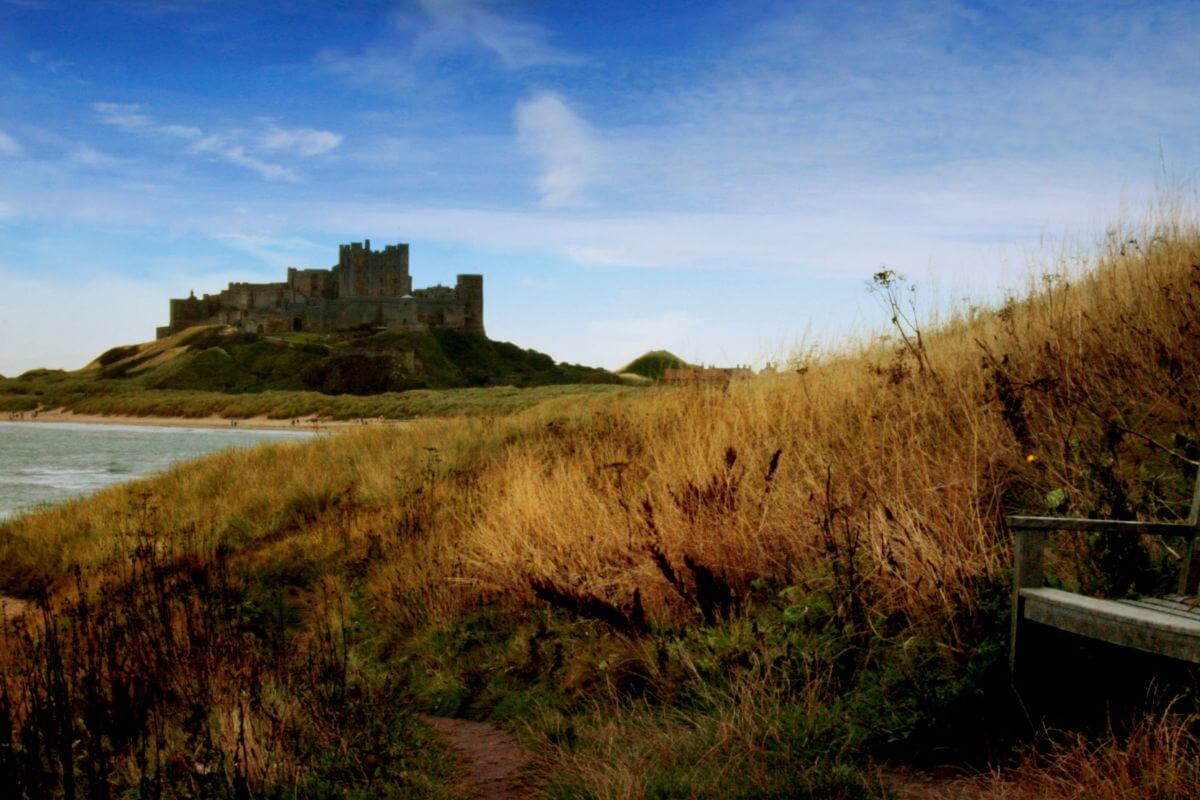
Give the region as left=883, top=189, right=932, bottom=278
left=422, top=716, right=537, bottom=800
left=876, top=766, right=995, bottom=799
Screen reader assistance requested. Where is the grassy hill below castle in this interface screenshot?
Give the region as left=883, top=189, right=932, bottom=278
left=0, top=326, right=634, bottom=419
left=101, top=325, right=617, bottom=393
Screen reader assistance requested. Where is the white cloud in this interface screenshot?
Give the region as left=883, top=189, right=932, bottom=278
left=92, top=102, right=154, bottom=131
left=220, top=147, right=298, bottom=183
left=159, top=123, right=203, bottom=139
left=211, top=233, right=325, bottom=269
left=0, top=130, right=24, bottom=157
left=93, top=103, right=303, bottom=182
left=259, top=124, right=343, bottom=157
left=191, top=138, right=299, bottom=182
left=414, top=0, right=582, bottom=69
left=72, top=143, right=118, bottom=167
left=315, top=48, right=415, bottom=89
left=319, top=0, right=581, bottom=88
left=515, top=92, right=596, bottom=208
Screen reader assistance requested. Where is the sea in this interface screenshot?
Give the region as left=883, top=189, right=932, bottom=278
left=0, top=421, right=315, bottom=520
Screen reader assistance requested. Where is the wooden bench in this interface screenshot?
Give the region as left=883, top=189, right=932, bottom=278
left=1009, top=473, right=1200, bottom=673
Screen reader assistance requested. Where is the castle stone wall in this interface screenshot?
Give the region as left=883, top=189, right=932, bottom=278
left=159, top=241, right=483, bottom=339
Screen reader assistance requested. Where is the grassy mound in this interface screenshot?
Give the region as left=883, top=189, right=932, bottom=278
left=3, top=214, right=1199, bottom=797
left=112, top=326, right=615, bottom=393
left=0, top=325, right=627, bottom=419
left=621, top=349, right=691, bottom=380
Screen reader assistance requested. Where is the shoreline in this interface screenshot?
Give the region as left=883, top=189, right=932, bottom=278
left=1, top=409, right=406, bottom=432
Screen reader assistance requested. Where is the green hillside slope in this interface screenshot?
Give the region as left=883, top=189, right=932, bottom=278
left=88, top=325, right=617, bottom=395
left=621, top=349, right=691, bottom=380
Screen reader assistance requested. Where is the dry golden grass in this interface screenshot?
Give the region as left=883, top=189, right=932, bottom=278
left=884, top=711, right=1200, bottom=800
left=8, top=214, right=1196, bottom=625
left=2, top=211, right=1198, bottom=797
left=2, top=213, right=1195, bottom=630
left=984, top=710, right=1200, bottom=800
left=360, top=214, right=1200, bottom=634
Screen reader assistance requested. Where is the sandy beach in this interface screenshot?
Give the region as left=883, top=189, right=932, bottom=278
left=2, top=408, right=407, bottom=432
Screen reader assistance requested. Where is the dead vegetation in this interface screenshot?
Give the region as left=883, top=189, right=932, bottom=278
left=1, top=211, right=1199, bottom=797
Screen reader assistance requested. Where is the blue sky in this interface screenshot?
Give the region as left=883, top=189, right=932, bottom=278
left=0, top=0, right=1197, bottom=374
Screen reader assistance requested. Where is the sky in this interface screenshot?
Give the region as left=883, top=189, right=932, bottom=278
left=0, top=0, right=1197, bottom=375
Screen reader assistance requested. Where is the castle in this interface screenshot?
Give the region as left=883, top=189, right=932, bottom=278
left=157, top=240, right=483, bottom=339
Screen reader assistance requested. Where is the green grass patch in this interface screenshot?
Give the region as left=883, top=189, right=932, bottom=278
left=621, top=350, right=691, bottom=380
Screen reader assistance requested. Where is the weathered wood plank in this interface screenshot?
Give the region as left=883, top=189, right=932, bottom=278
left=1014, top=529, right=1046, bottom=589
left=1007, top=516, right=1194, bottom=537
left=1010, top=528, right=1047, bottom=675
left=1021, top=587, right=1200, bottom=663
left=1134, top=596, right=1200, bottom=615
left=1118, top=598, right=1200, bottom=622
left=1178, top=472, right=1200, bottom=594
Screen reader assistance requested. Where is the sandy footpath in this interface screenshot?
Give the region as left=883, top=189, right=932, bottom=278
left=2, top=408, right=407, bottom=432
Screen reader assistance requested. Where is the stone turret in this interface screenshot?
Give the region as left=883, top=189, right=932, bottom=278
left=455, top=274, right=484, bottom=335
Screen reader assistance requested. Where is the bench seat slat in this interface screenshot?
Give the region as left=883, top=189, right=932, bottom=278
left=1007, top=516, right=1195, bottom=536
left=1133, top=596, right=1200, bottom=615
left=1020, top=587, right=1200, bottom=664
left=1118, top=598, right=1200, bottom=622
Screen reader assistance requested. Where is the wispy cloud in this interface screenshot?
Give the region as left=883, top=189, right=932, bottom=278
left=26, top=50, right=73, bottom=73
left=211, top=233, right=326, bottom=270
left=92, top=102, right=156, bottom=131
left=91, top=103, right=341, bottom=182
left=3, top=1, right=1197, bottom=373
left=319, top=0, right=581, bottom=89
left=515, top=92, right=596, bottom=208
left=412, top=0, right=582, bottom=69
left=0, top=130, right=22, bottom=157
left=194, top=139, right=298, bottom=182
left=71, top=143, right=118, bottom=167
left=259, top=124, right=343, bottom=157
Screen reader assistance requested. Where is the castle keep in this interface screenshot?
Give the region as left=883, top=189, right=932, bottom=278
left=157, top=241, right=483, bottom=339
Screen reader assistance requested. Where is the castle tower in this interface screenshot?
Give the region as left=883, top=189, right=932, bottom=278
left=455, top=274, right=484, bottom=335
left=336, top=241, right=411, bottom=298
